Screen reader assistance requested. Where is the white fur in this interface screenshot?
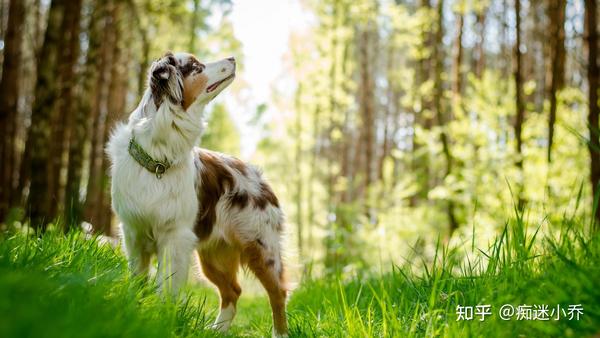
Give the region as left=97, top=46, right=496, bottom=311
left=108, top=53, right=235, bottom=294
left=212, top=303, right=236, bottom=331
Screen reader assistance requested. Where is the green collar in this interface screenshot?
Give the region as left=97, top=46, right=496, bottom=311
left=128, top=137, right=171, bottom=179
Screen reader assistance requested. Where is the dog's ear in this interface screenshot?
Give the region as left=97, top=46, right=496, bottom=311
left=148, top=53, right=182, bottom=108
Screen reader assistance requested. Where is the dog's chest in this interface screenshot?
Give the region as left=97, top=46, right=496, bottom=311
left=112, top=156, right=199, bottom=231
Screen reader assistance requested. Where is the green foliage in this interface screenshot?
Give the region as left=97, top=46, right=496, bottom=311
left=263, top=0, right=595, bottom=273
left=200, top=103, right=241, bottom=156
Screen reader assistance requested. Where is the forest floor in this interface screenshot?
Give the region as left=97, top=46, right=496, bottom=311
left=0, top=213, right=599, bottom=337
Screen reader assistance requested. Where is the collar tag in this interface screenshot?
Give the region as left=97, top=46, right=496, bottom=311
left=155, top=163, right=167, bottom=179
left=128, top=137, right=171, bottom=179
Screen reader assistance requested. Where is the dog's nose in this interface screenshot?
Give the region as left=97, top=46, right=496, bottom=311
left=227, top=56, right=235, bottom=64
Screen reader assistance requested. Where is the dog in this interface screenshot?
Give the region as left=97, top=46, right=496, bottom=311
left=107, top=52, right=288, bottom=337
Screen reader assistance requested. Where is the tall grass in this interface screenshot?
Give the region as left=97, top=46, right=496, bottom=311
left=288, top=212, right=600, bottom=337
left=0, top=209, right=599, bottom=337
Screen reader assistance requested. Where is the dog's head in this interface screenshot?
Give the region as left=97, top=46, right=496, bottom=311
left=148, top=51, right=236, bottom=111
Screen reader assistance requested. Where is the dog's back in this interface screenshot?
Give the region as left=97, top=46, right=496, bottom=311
left=192, top=147, right=288, bottom=336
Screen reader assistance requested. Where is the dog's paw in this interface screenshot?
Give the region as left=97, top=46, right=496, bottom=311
left=272, top=331, right=289, bottom=338
left=209, top=321, right=230, bottom=333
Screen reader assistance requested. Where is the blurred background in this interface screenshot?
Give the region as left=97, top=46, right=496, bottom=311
left=0, top=0, right=598, bottom=277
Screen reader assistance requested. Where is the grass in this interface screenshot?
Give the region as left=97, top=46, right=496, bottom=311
left=0, top=212, right=599, bottom=337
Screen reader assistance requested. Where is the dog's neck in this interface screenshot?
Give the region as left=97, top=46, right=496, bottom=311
left=128, top=90, right=206, bottom=166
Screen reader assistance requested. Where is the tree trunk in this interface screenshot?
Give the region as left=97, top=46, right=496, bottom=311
left=0, top=0, right=25, bottom=221
left=410, top=0, right=433, bottom=207
left=96, top=1, right=127, bottom=235
left=47, top=0, right=83, bottom=221
left=63, top=0, right=91, bottom=229
left=25, top=0, right=65, bottom=229
left=432, top=0, right=458, bottom=235
left=513, top=0, right=526, bottom=210
left=358, top=27, right=376, bottom=218
left=546, top=0, right=566, bottom=163
left=85, top=0, right=116, bottom=231
left=452, top=10, right=464, bottom=98
left=585, top=0, right=600, bottom=227
left=474, top=8, right=486, bottom=78
left=294, top=84, right=304, bottom=257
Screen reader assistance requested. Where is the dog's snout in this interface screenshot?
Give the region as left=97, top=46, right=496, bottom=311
left=227, top=57, right=236, bottom=71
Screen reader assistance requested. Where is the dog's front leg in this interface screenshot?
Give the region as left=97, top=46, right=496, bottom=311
left=121, top=223, right=151, bottom=277
left=156, top=227, right=197, bottom=295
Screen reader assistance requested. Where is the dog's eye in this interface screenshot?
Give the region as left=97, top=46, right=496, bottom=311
left=196, top=64, right=205, bottom=74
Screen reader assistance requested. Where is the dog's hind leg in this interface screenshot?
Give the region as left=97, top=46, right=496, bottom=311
left=198, top=244, right=242, bottom=332
left=156, top=227, right=197, bottom=295
left=243, top=239, right=288, bottom=338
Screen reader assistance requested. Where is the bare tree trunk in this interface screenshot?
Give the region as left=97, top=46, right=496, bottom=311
left=62, top=0, right=89, bottom=229
left=358, top=27, right=376, bottom=218
left=327, top=0, right=338, bottom=213
left=96, top=1, right=127, bottom=234
left=474, top=8, right=487, bottom=78
left=452, top=9, right=464, bottom=98
left=85, top=0, right=115, bottom=231
left=307, top=104, right=319, bottom=251
left=378, top=45, right=395, bottom=184
left=547, top=0, right=566, bottom=163
left=0, top=0, right=25, bottom=221
left=585, top=0, right=600, bottom=227
left=432, top=0, right=458, bottom=235
left=294, top=84, right=304, bottom=257
left=339, top=40, right=353, bottom=204
left=411, top=0, right=432, bottom=207
left=514, top=0, right=526, bottom=210
left=47, top=0, right=83, bottom=222
left=25, top=0, right=65, bottom=229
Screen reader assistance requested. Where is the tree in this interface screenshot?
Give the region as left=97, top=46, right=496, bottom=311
left=473, top=4, right=487, bottom=78
left=96, top=0, right=127, bottom=234
left=24, top=0, right=66, bottom=229
left=547, top=0, right=566, bottom=163
left=0, top=0, right=25, bottom=221
left=47, top=0, right=84, bottom=221
left=452, top=2, right=465, bottom=98
left=513, top=0, right=525, bottom=209
left=63, top=0, right=88, bottom=228
left=432, top=0, right=458, bottom=234
left=585, top=0, right=599, bottom=227
left=85, top=0, right=118, bottom=232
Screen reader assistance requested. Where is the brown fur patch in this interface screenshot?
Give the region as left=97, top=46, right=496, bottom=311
left=195, top=151, right=235, bottom=240
left=179, top=55, right=203, bottom=77
left=242, top=242, right=288, bottom=335
left=182, top=73, right=207, bottom=110
left=226, top=157, right=248, bottom=177
left=198, top=244, right=241, bottom=309
left=254, top=182, right=280, bottom=209
left=229, top=191, right=249, bottom=209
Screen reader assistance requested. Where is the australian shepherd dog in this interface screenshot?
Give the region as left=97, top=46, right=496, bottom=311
left=107, top=52, right=288, bottom=337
